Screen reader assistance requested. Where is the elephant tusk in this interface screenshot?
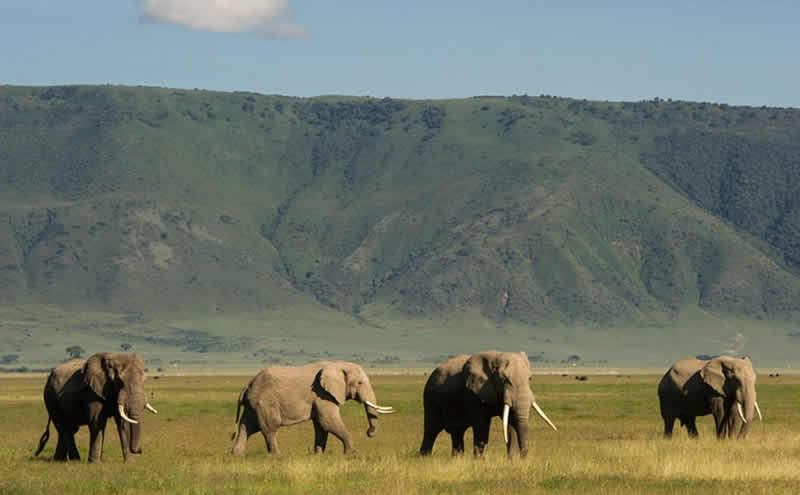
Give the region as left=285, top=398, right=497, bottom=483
left=736, top=402, right=747, bottom=424
left=754, top=401, right=763, bottom=421
left=365, top=400, right=395, bottom=413
left=145, top=403, right=158, bottom=414
left=532, top=401, right=558, bottom=431
left=118, top=404, right=139, bottom=424
left=502, top=404, right=510, bottom=445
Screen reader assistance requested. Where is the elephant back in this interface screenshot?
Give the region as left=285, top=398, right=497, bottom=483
left=46, top=359, right=87, bottom=392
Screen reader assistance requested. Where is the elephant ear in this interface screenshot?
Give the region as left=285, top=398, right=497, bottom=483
left=700, top=359, right=726, bottom=396
left=464, top=354, right=498, bottom=404
left=83, top=353, right=114, bottom=400
left=319, top=364, right=346, bottom=404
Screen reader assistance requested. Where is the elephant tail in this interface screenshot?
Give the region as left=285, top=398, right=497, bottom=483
left=231, top=388, right=245, bottom=441
left=34, top=417, right=51, bottom=456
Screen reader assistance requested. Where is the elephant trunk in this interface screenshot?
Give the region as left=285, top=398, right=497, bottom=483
left=513, top=403, right=530, bottom=457
left=363, top=387, right=379, bottom=438
left=119, top=386, right=147, bottom=453
left=365, top=406, right=378, bottom=437
left=738, top=389, right=756, bottom=439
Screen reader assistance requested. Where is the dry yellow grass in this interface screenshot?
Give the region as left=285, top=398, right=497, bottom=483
left=1, top=373, right=799, bottom=494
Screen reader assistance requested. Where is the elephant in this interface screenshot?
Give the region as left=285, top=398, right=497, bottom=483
left=658, top=355, right=762, bottom=439
left=34, top=352, right=158, bottom=462
left=230, top=361, right=394, bottom=455
left=419, top=351, right=557, bottom=458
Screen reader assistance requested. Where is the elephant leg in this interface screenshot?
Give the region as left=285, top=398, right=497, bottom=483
left=88, top=417, right=107, bottom=463
left=662, top=415, right=676, bottom=438
left=316, top=403, right=353, bottom=454
left=449, top=427, right=467, bottom=456
left=231, top=408, right=258, bottom=456
left=261, top=430, right=280, bottom=454
left=67, top=425, right=81, bottom=461
left=710, top=397, right=727, bottom=438
left=313, top=419, right=329, bottom=454
left=52, top=418, right=69, bottom=461
left=250, top=400, right=281, bottom=455
left=472, top=418, right=491, bottom=457
left=506, top=423, right=520, bottom=457
left=325, top=416, right=354, bottom=454
left=113, top=416, right=133, bottom=463
left=726, top=407, right=742, bottom=439
left=419, top=407, right=443, bottom=456
left=683, top=416, right=699, bottom=438
left=53, top=431, right=67, bottom=461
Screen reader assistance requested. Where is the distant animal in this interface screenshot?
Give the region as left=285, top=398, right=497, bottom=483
left=231, top=361, right=394, bottom=455
left=419, top=351, right=557, bottom=458
left=35, top=352, right=158, bottom=462
left=658, top=355, right=761, bottom=438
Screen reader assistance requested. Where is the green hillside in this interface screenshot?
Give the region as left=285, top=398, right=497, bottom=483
left=1, top=85, right=800, bottom=367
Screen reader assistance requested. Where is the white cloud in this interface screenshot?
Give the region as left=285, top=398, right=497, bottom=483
left=138, top=0, right=308, bottom=39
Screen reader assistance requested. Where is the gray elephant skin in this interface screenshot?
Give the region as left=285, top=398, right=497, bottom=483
left=419, top=351, right=557, bottom=457
left=35, top=352, right=158, bottom=462
left=658, top=355, right=762, bottom=438
left=230, top=361, right=394, bottom=455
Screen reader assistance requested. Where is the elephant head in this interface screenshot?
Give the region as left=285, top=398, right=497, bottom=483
left=83, top=352, right=157, bottom=454
left=463, top=351, right=556, bottom=452
left=699, top=355, right=761, bottom=437
left=319, top=362, right=394, bottom=438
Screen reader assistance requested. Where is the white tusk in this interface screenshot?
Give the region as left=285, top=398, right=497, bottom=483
left=376, top=408, right=396, bottom=414
left=364, top=400, right=394, bottom=412
left=118, top=404, right=139, bottom=424
left=502, top=404, right=510, bottom=445
left=736, top=402, right=747, bottom=424
left=145, top=403, right=158, bottom=414
left=754, top=401, right=762, bottom=421
left=532, top=401, right=558, bottom=431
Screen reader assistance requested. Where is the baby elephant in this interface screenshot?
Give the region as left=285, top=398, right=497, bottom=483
left=231, top=361, right=394, bottom=455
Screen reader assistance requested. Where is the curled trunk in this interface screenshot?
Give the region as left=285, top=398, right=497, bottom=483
left=363, top=388, right=379, bottom=437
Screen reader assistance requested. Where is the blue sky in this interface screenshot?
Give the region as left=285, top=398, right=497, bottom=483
left=2, top=1, right=798, bottom=107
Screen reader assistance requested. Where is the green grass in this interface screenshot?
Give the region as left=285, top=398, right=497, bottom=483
left=2, top=373, right=799, bottom=494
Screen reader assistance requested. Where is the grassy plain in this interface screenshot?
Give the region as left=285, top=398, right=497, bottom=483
left=1, top=373, right=799, bottom=494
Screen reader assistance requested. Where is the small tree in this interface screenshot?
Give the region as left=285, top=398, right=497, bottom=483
left=66, top=345, right=86, bottom=359
left=1, top=354, right=19, bottom=364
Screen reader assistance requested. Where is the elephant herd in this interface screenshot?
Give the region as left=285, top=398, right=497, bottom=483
left=33, top=350, right=761, bottom=463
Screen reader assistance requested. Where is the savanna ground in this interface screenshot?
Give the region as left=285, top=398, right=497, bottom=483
left=1, top=372, right=799, bottom=495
